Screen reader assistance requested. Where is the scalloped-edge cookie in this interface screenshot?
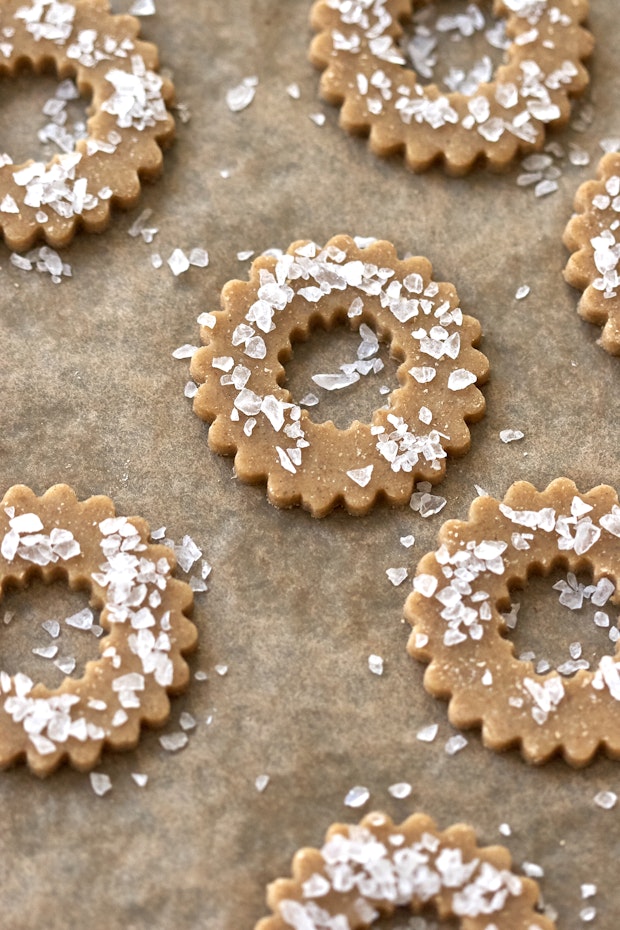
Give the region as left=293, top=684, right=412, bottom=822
left=190, top=234, right=489, bottom=518
left=563, top=152, right=620, bottom=356
left=309, top=0, right=593, bottom=175
left=254, top=811, right=555, bottom=930
left=405, top=478, right=620, bottom=767
left=0, top=484, right=197, bottom=777
left=0, top=0, right=175, bottom=251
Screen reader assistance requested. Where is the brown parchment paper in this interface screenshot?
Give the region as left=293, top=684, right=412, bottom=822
left=0, top=1, right=619, bottom=928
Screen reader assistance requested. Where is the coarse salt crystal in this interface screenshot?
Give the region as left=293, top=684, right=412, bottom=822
left=593, top=790, right=617, bottom=810
left=500, top=429, right=525, bottom=443
left=368, top=654, right=384, bottom=675
left=445, top=734, right=468, bottom=755
left=386, top=567, right=408, bottom=586
left=226, top=76, right=258, bottom=112
left=416, top=723, right=438, bottom=742
left=388, top=782, right=412, bottom=799
left=515, top=285, right=530, bottom=299
left=346, top=465, right=374, bottom=488
left=89, top=772, right=112, bottom=796
left=400, top=534, right=415, bottom=548
left=159, top=732, right=188, bottom=752
left=131, top=773, right=149, bottom=787
left=344, top=785, right=369, bottom=808
left=255, top=774, right=270, bottom=792
left=167, top=248, right=190, bottom=276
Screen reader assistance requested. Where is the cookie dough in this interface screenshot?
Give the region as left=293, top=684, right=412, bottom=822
left=309, top=0, right=593, bottom=175
left=0, top=0, right=175, bottom=251
left=564, top=152, right=620, bottom=356
left=190, top=235, right=489, bottom=517
left=405, top=478, right=620, bottom=766
left=0, top=484, right=196, bottom=776
left=255, top=811, right=555, bottom=930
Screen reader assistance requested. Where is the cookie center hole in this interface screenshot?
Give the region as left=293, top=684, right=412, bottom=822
left=503, top=568, right=618, bottom=676
left=1, top=575, right=103, bottom=689
left=0, top=70, right=89, bottom=164
left=401, top=0, right=509, bottom=95
left=283, top=320, right=400, bottom=428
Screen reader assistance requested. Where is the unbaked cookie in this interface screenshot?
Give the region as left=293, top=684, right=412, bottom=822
left=564, top=152, right=620, bottom=356
left=0, top=0, right=175, bottom=251
left=0, top=484, right=196, bottom=776
left=255, top=811, right=555, bottom=930
left=309, top=0, right=593, bottom=175
left=405, top=478, right=620, bottom=766
left=190, top=235, right=489, bottom=517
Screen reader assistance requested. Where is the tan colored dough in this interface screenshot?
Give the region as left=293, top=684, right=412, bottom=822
left=564, top=152, right=620, bottom=356
left=190, top=234, right=489, bottom=517
left=405, top=478, right=620, bottom=766
left=0, top=0, right=175, bottom=251
left=0, top=484, right=196, bottom=777
left=255, top=811, right=555, bottom=930
left=309, top=0, right=593, bottom=175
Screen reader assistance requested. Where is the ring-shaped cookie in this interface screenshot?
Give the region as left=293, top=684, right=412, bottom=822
left=255, top=811, right=555, bottom=930
left=563, top=152, right=620, bottom=357
left=0, top=484, right=197, bottom=777
left=0, top=0, right=175, bottom=251
left=309, top=0, right=593, bottom=175
left=190, top=235, right=489, bottom=518
left=405, top=478, right=620, bottom=767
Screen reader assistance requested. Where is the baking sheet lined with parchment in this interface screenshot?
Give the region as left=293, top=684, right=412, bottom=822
left=0, top=1, right=619, bottom=928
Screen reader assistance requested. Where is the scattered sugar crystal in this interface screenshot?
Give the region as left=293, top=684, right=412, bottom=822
left=226, top=76, right=258, bottom=112
left=215, top=664, right=228, bottom=676
left=179, top=712, right=196, bottom=731
left=255, top=774, right=270, bottom=792
left=416, top=723, right=438, bottom=743
left=500, top=429, right=524, bottom=443
left=593, top=790, right=617, bottom=810
left=66, top=608, right=93, bottom=630
left=32, top=645, right=58, bottom=659
left=172, top=344, right=198, bottom=359
left=368, top=654, right=384, bottom=675
left=129, top=0, right=155, bottom=14
left=386, top=567, right=408, bottom=586
left=42, top=619, right=60, bottom=638
left=515, top=285, right=530, bottom=300
left=159, top=732, right=188, bottom=752
left=168, top=249, right=190, bottom=276
left=347, top=465, right=374, bottom=488
left=189, top=248, right=209, bottom=268
left=445, top=734, right=468, bottom=755
left=89, top=772, right=112, bottom=797
left=55, top=656, right=76, bottom=675
left=601, top=138, right=620, bottom=154
left=131, top=773, right=149, bottom=787
left=400, top=534, right=415, bottom=548
left=344, top=785, right=369, bottom=808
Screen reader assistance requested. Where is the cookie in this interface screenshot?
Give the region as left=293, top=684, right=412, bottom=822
left=0, top=0, right=175, bottom=251
left=190, top=235, right=489, bottom=517
left=309, top=0, right=593, bottom=175
left=563, top=152, right=620, bottom=356
left=0, top=484, right=196, bottom=776
left=255, top=811, right=554, bottom=930
left=405, top=478, right=620, bottom=766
